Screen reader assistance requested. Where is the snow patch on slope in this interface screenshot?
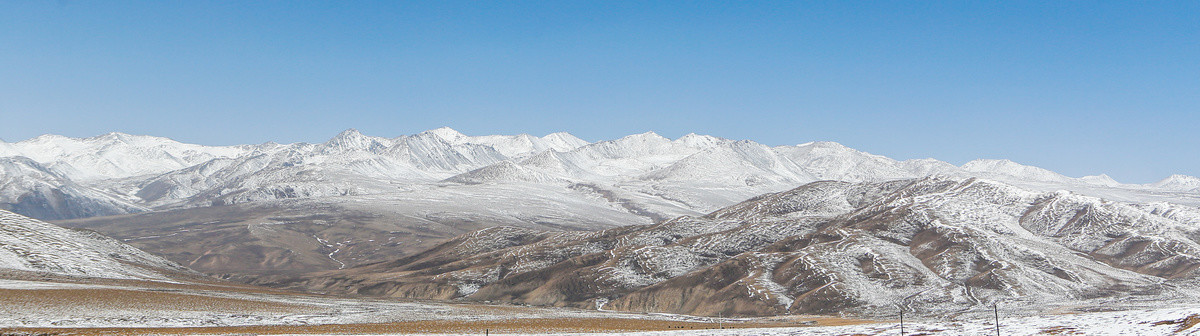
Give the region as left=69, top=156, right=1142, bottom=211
left=0, top=209, right=188, bottom=280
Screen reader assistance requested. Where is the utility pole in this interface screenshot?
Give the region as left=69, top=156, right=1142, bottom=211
left=993, top=303, right=1000, bottom=336
left=899, top=308, right=905, bottom=336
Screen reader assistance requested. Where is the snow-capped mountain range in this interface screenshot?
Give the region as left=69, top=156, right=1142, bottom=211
left=4, top=128, right=1200, bottom=319
left=0, top=127, right=1196, bottom=221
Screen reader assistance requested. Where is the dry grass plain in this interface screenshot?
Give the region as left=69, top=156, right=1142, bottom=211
left=0, top=287, right=308, bottom=314
left=1, top=316, right=871, bottom=336
left=0, top=277, right=874, bottom=336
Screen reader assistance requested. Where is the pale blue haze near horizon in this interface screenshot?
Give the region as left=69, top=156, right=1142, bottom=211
left=1, top=1, right=1197, bottom=183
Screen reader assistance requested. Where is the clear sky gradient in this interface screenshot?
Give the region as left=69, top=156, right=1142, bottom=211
left=2, top=1, right=1197, bottom=183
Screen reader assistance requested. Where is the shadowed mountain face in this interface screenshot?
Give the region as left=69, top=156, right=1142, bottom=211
left=259, top=177, right=1200, bottom=318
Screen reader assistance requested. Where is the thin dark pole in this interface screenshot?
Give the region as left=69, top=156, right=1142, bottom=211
left=993, top=303, right=1000, bottom=336
left=899, top=308, right=905, bottom=336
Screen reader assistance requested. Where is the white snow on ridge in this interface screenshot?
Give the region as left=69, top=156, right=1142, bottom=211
left=429, top=127, right=590, bottom=159
left=1153, top=174, right=1200, bottom=192
left=962, top=159, right=1072, bottom=183
left=0, top=156, right=146, bottom=219
left=0, top=132, right=251, bottom=181
left=0, top=209, right=187, bottom=280
left=1080, top=173, right=1121, bottom=187
left=1, top=128, right=1198, bottom=221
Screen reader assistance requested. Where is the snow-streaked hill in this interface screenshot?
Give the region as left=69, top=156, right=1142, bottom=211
left=962, top=159, right=1074, bottom=183
left=0, top=156, right=145, bottom=220
left=292, top=177, right=1200, bottom=318
left=0, top=209, right=190, bottom=280
left=4, top=128, right=1199, bottom=280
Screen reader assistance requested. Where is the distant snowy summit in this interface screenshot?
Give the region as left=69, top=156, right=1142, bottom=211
left=1152, top=174, right=1200, bottom=192
left=0, top=127, right=1197, bottom=221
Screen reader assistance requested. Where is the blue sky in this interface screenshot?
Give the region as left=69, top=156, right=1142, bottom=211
left=1, top=1, right=1197, bottom=183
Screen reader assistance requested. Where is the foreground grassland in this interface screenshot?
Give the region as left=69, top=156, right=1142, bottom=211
left=1, top=316, right=871, bottom=336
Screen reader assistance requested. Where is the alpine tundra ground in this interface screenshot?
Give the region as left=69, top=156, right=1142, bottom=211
left=0, top=277, right=870, bottom=335
left=2, top=277, right=1199, bottom=335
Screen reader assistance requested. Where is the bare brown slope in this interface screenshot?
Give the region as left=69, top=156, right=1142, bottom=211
left=259, top=178, right=1200, bottom=318
left=53, top=200, right=489, bottom=281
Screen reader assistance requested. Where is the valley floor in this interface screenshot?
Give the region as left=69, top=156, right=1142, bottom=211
left=1, top=277, right=1198, bottom=336
left=0, top=277, right=864, bottom=335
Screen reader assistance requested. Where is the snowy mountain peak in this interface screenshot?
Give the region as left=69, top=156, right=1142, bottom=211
left=2, top=132, right=251, bottom=181
left=606, top=132, right=673, bottom=149
left=34, top=132, right=181, bottom=147
left=91, top=132, right=138, bottom=142
left=92, top=132, right=126, bottom=141
left=675, top=133, right=725, bottom=148
left=962, top=159, right=1069, bottom=182
left=4, top=128, right=1199, bottom=224
left=1152, top=174, right=1200, bottom=191
left=962, top=159, right=1026, bottom=171
left=425, top=126, right=467, bottom=142
left=540, top=132, right=589, bottom=150
left=625, top=131, right=668, bottom=141
left=789, top=141, right=883, bottom=159
left=23, top=134, right=72, bottom=143
left=798, top=141, right=851, bottom=149
left=324, top=128, right=388, bottom=151
left=331, top=128, right=365, bottom=139
left=1081, top=174, right=1121, bottom=187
